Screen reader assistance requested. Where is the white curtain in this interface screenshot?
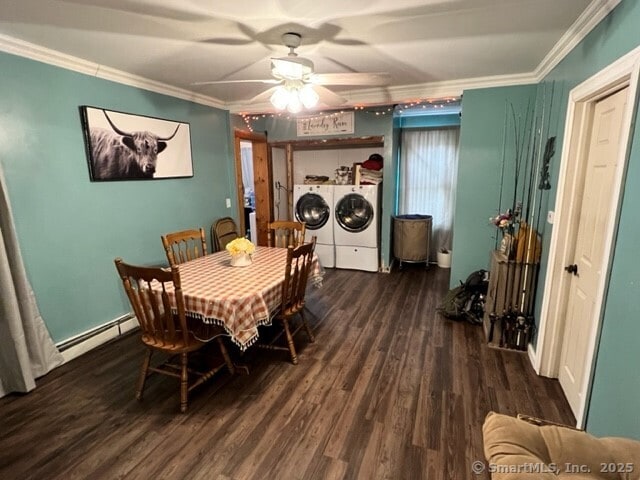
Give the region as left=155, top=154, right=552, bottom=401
left=0, top=165, right=63, bottom=397
left=240, top=141, right=254, bottom=198
left=399, top=127, right=460, bottom=259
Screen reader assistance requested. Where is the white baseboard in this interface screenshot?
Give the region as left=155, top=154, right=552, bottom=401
left=528, top=341, right=540, bottom=375
left=58, top=316, right=138, bottom=364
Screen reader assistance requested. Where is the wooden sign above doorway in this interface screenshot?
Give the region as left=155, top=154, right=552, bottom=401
left=296, top=111, right=355, bottom=137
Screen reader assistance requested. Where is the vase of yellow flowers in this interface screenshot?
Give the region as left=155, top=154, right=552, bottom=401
left=225, top=237, right=256, bottom=267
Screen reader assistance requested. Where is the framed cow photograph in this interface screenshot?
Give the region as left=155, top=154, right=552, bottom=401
left=80, top=106, right=193, bottom=181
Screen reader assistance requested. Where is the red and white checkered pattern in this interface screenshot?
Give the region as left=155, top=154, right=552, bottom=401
left=152, top=246, right=321, bottom=350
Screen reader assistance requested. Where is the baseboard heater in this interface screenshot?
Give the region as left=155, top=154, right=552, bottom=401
left=56, top=313, right=138, bottom=363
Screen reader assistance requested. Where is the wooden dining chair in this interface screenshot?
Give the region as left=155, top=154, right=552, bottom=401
left=114, top=258, right=234, bottom=413
left=212, top=217, right=239, bottom=252
left=161, top=228, right=207, bottom=267
left=267, top=220, right=306, bottom=248
left=258, top=237, right=316, bottom=364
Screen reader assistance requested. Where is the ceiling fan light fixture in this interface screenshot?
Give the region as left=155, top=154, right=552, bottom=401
left=286, top=92, right=302, bottom=113
left=270, top=81, right=318, bottom=113
left=270, top=86, right=291, bottom=110
left=299, top=84, right=319, bottom=109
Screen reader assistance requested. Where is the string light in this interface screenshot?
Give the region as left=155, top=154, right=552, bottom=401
left=239, top=96, right=461, bottom=131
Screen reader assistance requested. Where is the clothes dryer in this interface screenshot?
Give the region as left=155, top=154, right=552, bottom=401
left=333, top=184, right=380, bottom=272
left=294, top=184, right=335, bottom=268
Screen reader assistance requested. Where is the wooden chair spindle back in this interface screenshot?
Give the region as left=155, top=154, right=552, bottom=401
left=268, top=221, right=306, bottom=248
left=114, top=258, right=189, bottom=346
left=281, top=239, right=315, bottom=315
left=161, top=228, right=207, bottom=267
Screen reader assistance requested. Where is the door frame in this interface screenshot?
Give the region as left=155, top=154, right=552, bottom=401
left=534, top=46, right=640, bottom=428
left=233, top=129, right=271, bottom=244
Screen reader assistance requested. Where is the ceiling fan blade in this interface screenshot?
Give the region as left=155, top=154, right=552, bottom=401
left=312, top=85, right=347, bottom=107
left=201, top=38, right=256, bottom=46
left=309, top=72, right=390, bottom=86
left=271, top=57, right=314, bottom=79
left=247, top=87, right=280, bottom=105
left=192, top=79, right=280, bottom=86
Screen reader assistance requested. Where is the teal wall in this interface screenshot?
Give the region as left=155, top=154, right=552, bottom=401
left=0, top=52, right=237, bottom=343
left=450, top=85, right=536, bottom=286
left=452, top=0, right=640, bottom=438
left=3, top=0, right=639, bottom=438
left=539, top=0, right=640, bottom=438
left=245, top=111, right=397, bottom=269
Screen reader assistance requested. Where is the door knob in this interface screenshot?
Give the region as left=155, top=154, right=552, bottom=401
left=564, top=264, right=578, bottom=275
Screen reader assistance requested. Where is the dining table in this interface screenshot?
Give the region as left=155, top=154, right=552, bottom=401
left=153, top=246, right=323, bottom=351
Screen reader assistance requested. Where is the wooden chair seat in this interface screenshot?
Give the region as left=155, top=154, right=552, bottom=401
left=114, top=258, right=234, bottom=412
left=140, top=333, right=203, bottom=353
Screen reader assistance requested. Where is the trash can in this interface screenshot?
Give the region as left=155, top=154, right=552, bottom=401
left=393, top=214, right=432, bottom=268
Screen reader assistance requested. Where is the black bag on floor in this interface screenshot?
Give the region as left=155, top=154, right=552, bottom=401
left=437, top=269, right=488, bottom=324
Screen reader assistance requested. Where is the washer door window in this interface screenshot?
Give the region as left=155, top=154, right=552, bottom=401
left=335, top=193, right=374, bottom=232
left=295, top=193, right=330, bottom=230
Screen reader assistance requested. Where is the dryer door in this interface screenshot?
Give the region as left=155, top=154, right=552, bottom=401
left=295, top=193, right=330, bottom=230
left=335, top=193, right=374, bottom=232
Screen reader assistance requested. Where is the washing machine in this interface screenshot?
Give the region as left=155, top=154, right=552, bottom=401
left=333, top=184, right=380, bottom=272
left=294, top=184, right=335, bottom=268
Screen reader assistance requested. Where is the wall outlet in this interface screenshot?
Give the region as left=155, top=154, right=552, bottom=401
left=225, top=198, right=231, bottom=208
left=547, top=210, right=554, bottom=224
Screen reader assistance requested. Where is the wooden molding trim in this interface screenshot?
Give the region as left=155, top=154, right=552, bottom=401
left=269, top=136, right=384, bottom=150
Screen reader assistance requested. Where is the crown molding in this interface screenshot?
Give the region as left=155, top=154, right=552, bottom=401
left=227, top=72, right=537, bottom=114
left=0, top=0, right=622, bottom=114
left=0, top=34, right=226, bottom=110
left=534, top=0, right=621, bottom=81
left=348, top=73, right=537, bottom=103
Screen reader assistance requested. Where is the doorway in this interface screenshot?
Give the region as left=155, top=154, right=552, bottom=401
left=535, top=49, right=640, bottom=427
left=239, top=140, right=256, bottom=242
left=234, top=130, right=271, bottom=246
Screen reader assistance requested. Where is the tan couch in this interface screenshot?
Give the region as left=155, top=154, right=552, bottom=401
left=483, top=411, right=640, bottom=479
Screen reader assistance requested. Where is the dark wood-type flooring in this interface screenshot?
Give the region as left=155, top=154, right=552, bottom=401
left=0, top=266, right=574, bottom=480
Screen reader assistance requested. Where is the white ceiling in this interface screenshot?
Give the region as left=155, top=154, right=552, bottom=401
left=0, top=0, right=609, bottom=113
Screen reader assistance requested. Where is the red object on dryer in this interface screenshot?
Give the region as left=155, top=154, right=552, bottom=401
left=362, top=153, right=383, bottom=171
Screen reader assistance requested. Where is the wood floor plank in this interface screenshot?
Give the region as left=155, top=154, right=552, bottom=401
left=0, top=265, right=575, bottom=480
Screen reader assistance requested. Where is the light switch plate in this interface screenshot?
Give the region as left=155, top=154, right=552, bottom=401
left=547, top=210, right=554, bottom=224
left=225, top=198, right=231, bottom=208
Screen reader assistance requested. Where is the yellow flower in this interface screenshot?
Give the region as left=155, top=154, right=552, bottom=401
left=225, top=237, right=256, bottom=256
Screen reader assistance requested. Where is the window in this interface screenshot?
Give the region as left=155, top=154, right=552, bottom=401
left=398, top=127, right=460, bottom=257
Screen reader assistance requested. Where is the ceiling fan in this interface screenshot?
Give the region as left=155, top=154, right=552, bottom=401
left=194, top=32, right=390, bottom=113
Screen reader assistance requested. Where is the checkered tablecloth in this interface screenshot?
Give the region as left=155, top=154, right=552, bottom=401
left=153, top=246, right=322, bottom=350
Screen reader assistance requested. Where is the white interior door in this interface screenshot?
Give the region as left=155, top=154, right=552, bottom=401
left=558, top=86, right=628, bottom=416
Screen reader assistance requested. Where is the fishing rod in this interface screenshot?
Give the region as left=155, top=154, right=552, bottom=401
left=488, top=102, right=511, bottom=343
left=519, top=83, right=548, bottom=317
left=529, top=81, right=557, bottom=318
left=514, top=98, right=538, bottom=314
left=517, top=86, right=544, bottom=311
left=495, top=102, right=509, bottom=251
left=513, top=81, right=556, bottom=349
left=500, top=103, right=528, bottom=347
left=497, top=105, right=517, bottom=346
left=488, top=103, right=511, bottom=343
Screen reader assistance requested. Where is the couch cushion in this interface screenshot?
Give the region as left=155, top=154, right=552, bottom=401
left=482, top=412, right=640, bottom=480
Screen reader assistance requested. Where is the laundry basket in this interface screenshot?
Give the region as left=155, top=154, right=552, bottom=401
left=393, top=214, right=432, bottom=268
